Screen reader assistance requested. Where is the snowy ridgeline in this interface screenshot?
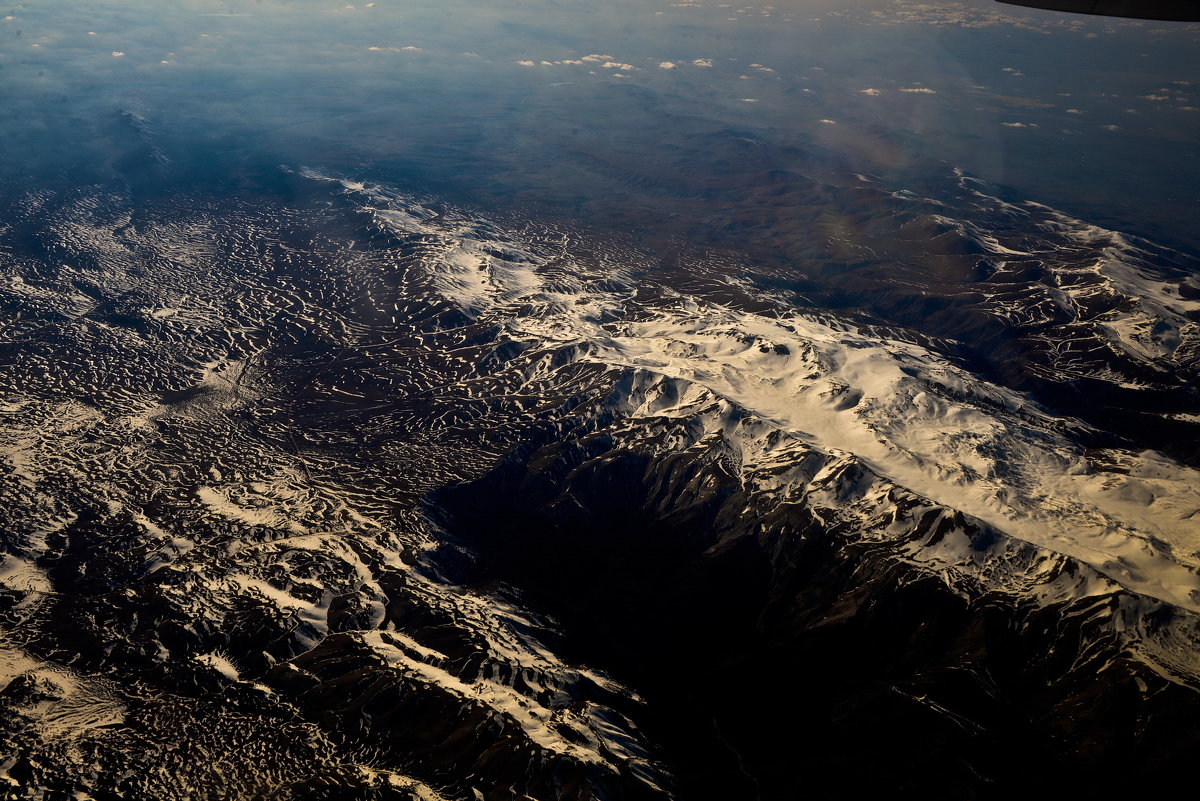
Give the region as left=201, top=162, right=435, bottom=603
left=320, top=170, right=1200, bottom=620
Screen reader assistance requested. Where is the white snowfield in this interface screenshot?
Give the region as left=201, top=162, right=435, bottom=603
left=330, top=173, right=1200, bottom=615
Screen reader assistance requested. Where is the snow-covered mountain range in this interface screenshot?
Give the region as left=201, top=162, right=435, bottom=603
left=0, top=161, right=1198, bottom=799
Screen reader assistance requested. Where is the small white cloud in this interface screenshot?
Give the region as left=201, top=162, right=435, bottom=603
left=1143, top=94, right=1170, bottom=101
left=517, top=60, right=536, bottom=67
left=659, top=61, right=677, bottom=69
left=602, top=61, right=636, bottom=70
left=818, top=118, right=836, bottom=124
left=692, top=58, right=714, bottom=67
left=581, top=54, right=615, bottom=62
left=559, top=59, right=583, bottom=65
left=1066, top=108, right=1083, bottom=114
left=740, top=98, right=758, bottom=102
left=860, top=88, right=881, bottom=96
left=900, top=87, right=936, bottom=94
left=1001, top=121, right=1037, bottom=128
left=112, top=51, right=125, bottom=57
left=401, top=45, right=422, bottom=51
